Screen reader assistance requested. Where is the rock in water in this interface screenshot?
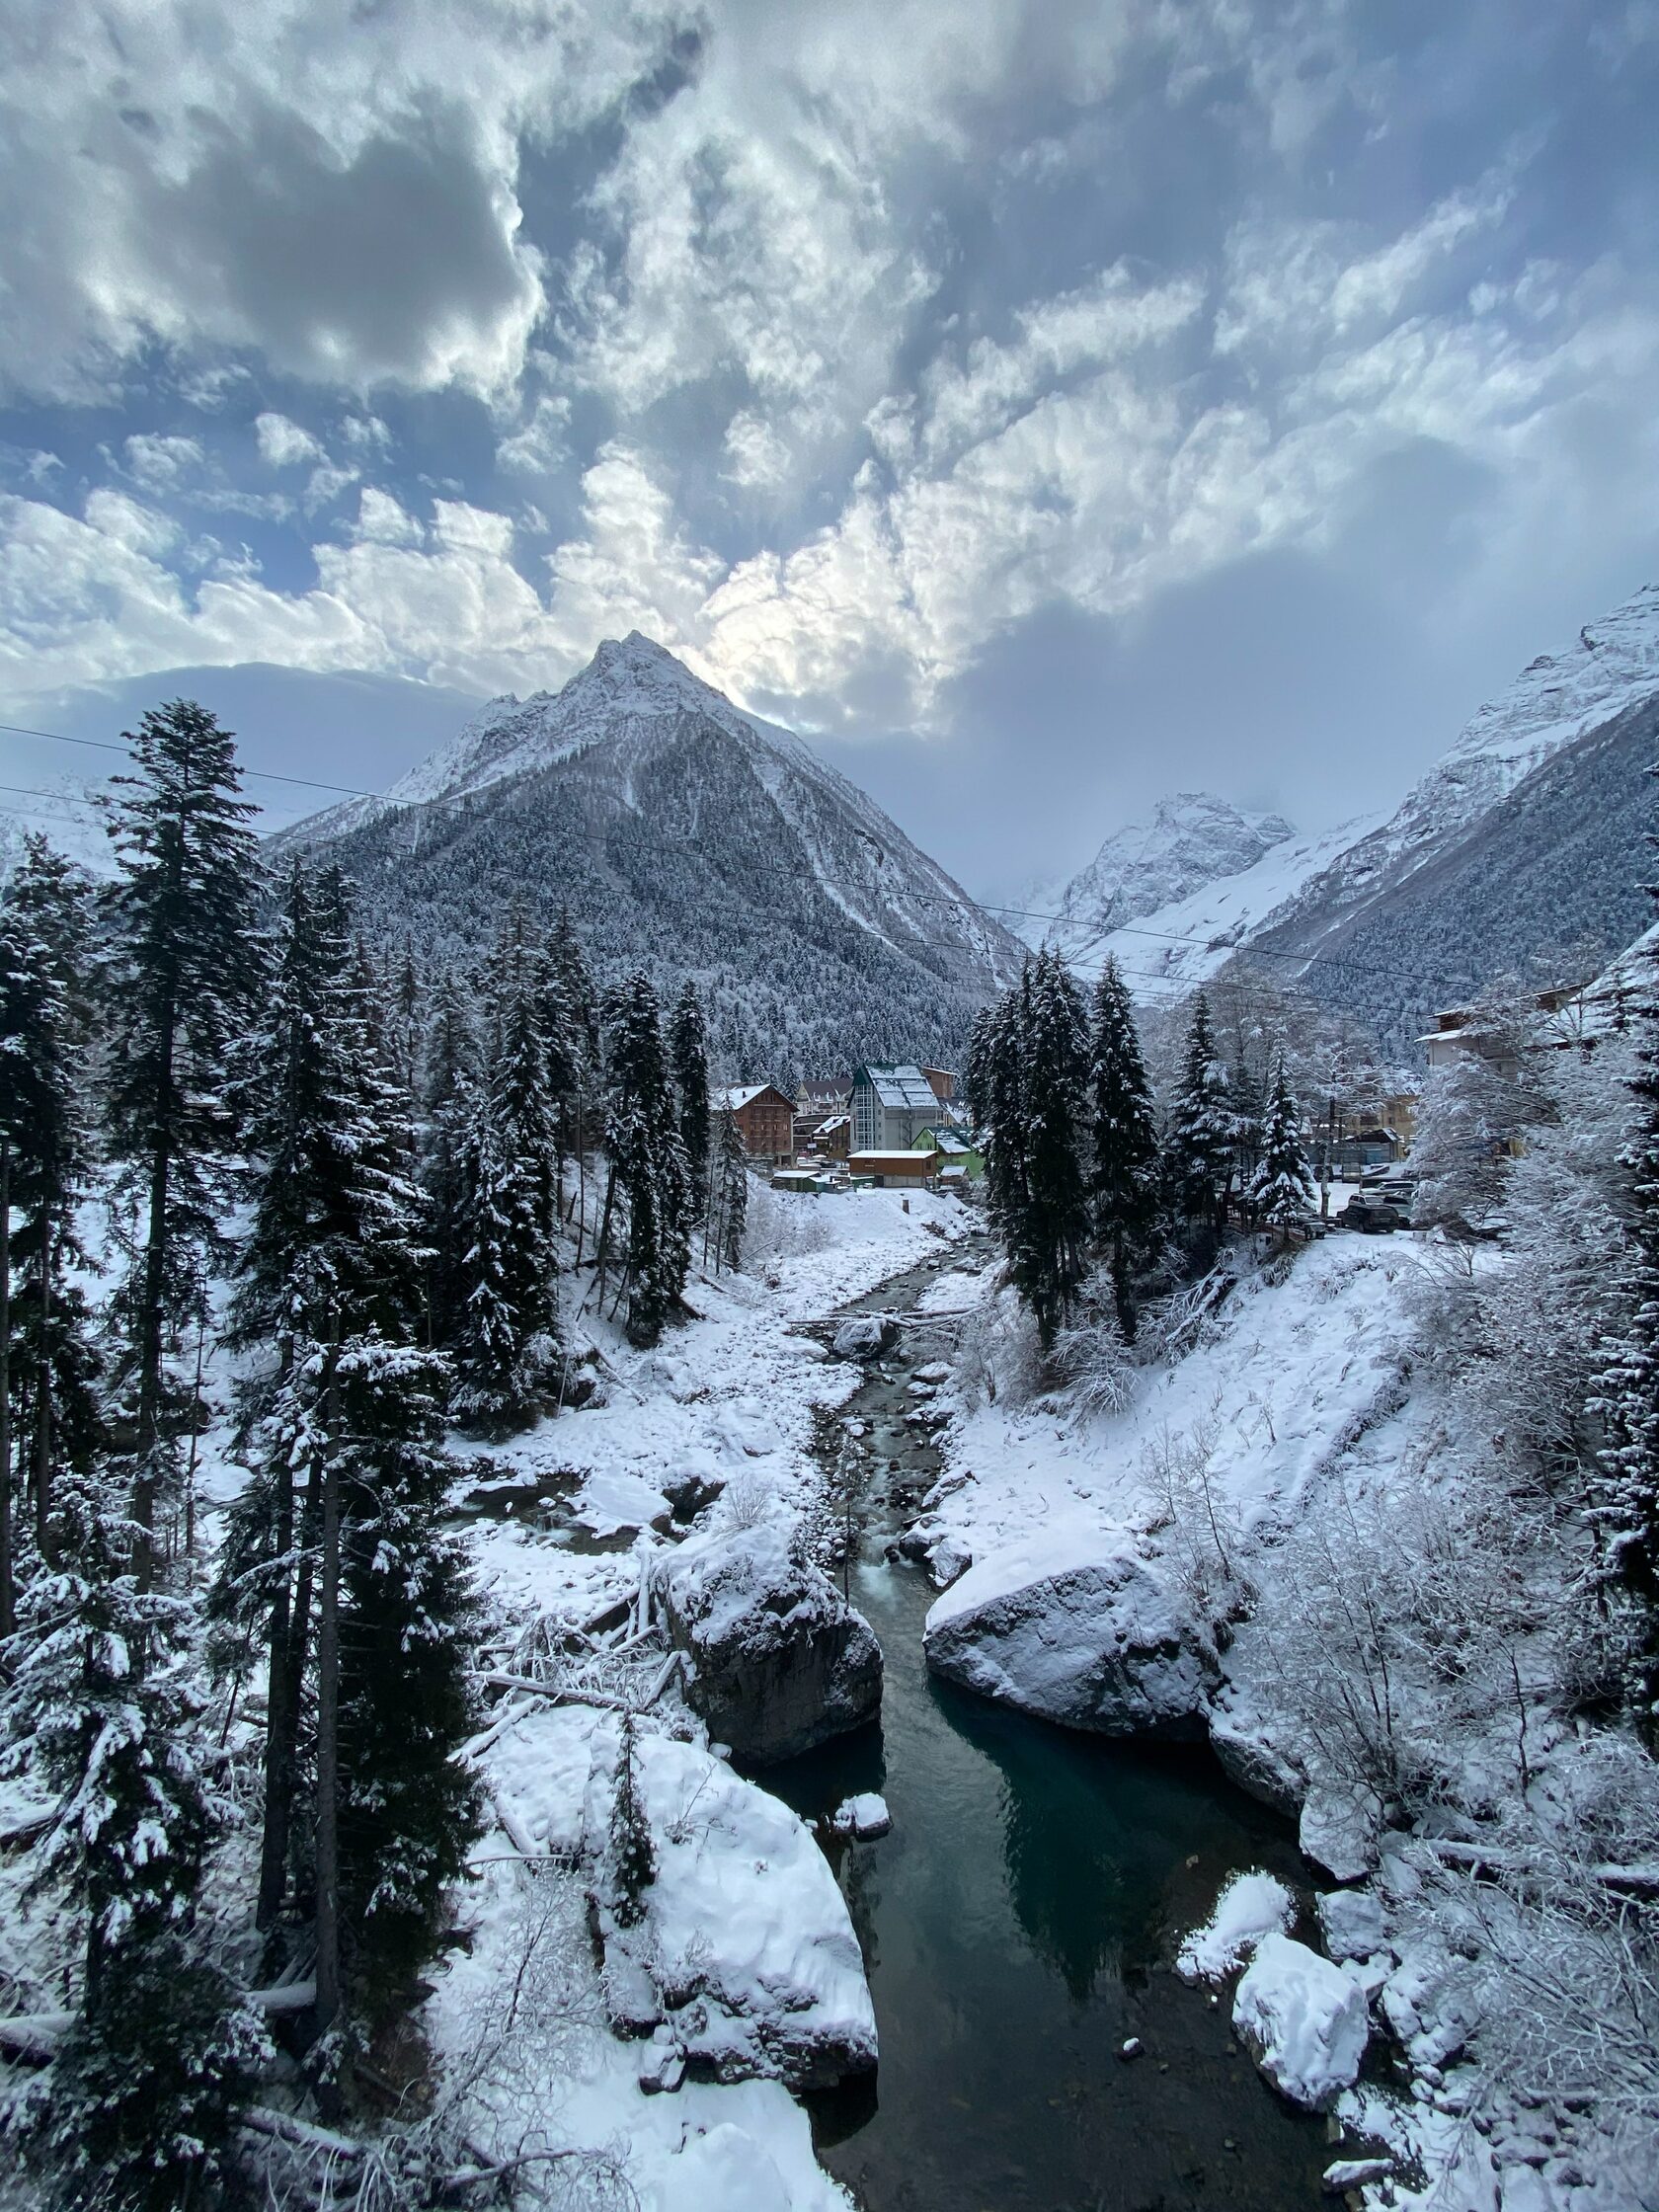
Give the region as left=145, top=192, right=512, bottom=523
left=1232, top=1934, right=1371, bottom=2110
left=832, top=1314, right=898, bottom=1360
left=921, top=1530, right=1215, bottom=1737
left=660, top=1524, right=882, bottom=1764
left=830, top=1792, right=892, bottom=1839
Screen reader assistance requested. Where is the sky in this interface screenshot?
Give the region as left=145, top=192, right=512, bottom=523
left=1, top=0, right=1656, bottom=901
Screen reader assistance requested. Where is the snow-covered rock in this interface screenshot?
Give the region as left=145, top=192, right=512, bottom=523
left=1208, top=1713, right=1305, bottom=1817
left=831, top=1314, right=898, bottom=1361
left=1322, top=2159, right=1392, bottom=2194
left=1232, top=1934, right=1371, bottom=2111
left=830, top=1792, right=891, bottom=1840
left=1176, top=1870, right=1296, bottom=1982
left=483, top=1702, right=876, bottom=2094
left=922, top=1529, right=1216, bottom=1737
left=1316, top=1887, right=1389, bottom=1964
left=659, top=1523, right=883, bottom=1765
left=1300, top=1784, right=1380, bottom=1882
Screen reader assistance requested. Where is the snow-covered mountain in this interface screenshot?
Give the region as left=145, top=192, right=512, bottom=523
left=276, top=633, right=1026, bottom=1077
left=1054, top=582, right=1659, bottom=1054
left=1021, top=794, right=1298, bottom=965
left=0, top=776, right=117, bottom=884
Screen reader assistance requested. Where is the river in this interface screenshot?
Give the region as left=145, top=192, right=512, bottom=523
left=763, top=1235, right=1335, bottom=2212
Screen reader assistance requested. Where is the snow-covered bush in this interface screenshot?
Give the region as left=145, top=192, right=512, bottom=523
left=954, top=1283, right=1044, bottom=1409
left=742, top=1177, right=833, bottom=1270
left=1141, top=1406, right=1248, bottom=1628
left=1051, top=1293, right=1138, bottom=1423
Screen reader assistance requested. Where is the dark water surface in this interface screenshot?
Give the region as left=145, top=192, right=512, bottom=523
left=764, top=1238, right=1333, bottom=2212
left=772, top=1564, right=1332, bottom=2212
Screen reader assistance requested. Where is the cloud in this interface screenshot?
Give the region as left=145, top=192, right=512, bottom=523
left=120, top=433, right=206, bottom=492
left=495, top=394, right=572, bottom=475
left=255, top=412, right=325, bottom=468
left=0, top=0, right=677, bottom=402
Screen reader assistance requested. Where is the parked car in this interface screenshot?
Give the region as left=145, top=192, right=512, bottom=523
left=1338, top=1196, right=1407, bottom=1234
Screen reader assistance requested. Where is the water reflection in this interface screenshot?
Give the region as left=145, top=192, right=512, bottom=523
left=770, top=1564, right=1333, bottom=2212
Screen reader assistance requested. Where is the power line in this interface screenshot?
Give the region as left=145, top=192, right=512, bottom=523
left=0, top=712, right=1462, bottom=993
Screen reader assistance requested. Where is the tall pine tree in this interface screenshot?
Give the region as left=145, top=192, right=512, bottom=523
left=1248, top=1052, right=1315, bottom=1242
left=1087, top=957, right=1161, bottom=1336
left=669, top=980, right=712, bottom=1222
left=1013, top=951, right=1092, bottom=1347
left=1166, top=992, right=1234, bottom=1235
left=105, top=700, right=264, bottom=1583
left=605, top=973, right=690, bottom=1347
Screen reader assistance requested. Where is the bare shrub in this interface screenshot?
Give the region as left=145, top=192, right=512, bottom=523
left=955, top=1284, right=1043, bottom=1410
left=1142, top=1406, right=1247, bottom=1627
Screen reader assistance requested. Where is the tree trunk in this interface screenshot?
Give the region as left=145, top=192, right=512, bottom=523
left=32, top=1215, right=52, bottom=1559
left=0, top=1139, right=12, bottom=1640
left=132, top=1027, right=176, bottom=1590
left=312, top=1331, right=344, bottom=2071
left=256, top=1454, right=297, bottom=1935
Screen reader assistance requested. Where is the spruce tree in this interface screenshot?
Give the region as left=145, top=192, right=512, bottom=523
left=669, top=980, right=712, bottom=1221
left=1166, top=992, right=1234, bottom=1234
left=217, top=862, right=426, bottom=1935
left=0, top=839, right=103, bottom=1625
left=1087, top=957, right=1161, bottom=1335
left=605, top=973, right=690, bottom=1347
left=707, top=1106, right=749, bottom=1272
left=451, top=920, right=564, bottom=1427
left=335, top=1335, right=480, bottom=2019
left=105, top=700, right=264, bottom=1582
left=972, top=984, right=1030, bottom=1257
left=420, top=969, right=478, bottom=1349
left=1014, top=951, right=1092, bottom=1347
left=1248, top=1052, right=1315, bottom=1242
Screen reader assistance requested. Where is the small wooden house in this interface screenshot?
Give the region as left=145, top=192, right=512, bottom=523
left=847, top=1147, right=936, bottom=1188
left=715, top=1083, right=796, bottom=1164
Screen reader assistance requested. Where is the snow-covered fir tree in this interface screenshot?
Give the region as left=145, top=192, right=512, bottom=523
left=1247, top=1051, right=1315, bottom=1240
left=1165, top=991, right=1233, bottom=1233
left=604, top=972, right=690, bottom=1347
left=3, top=1463, right=267, bottom=2206
left=104, top=700, right=265, bottom=1584
left=450, top=919, right=564, bottom=1428
left=0, top=838, right=104, bottom=1634
left=1014, top=951, right=1092, bottom=1347
left=334, top=1335, right=481, bottom=2020
left=1086, top=957, right=1161, bottom=1334
left=419, top=968, right=479, bottom=1349
left=706, top=1104, right=749, bottom=1273
left=669, top=979, right=712, bottom=1221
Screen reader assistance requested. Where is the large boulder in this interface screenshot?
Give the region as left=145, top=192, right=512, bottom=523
left=659, top=1524, right=882, bottom=1765
left=831, top=1313, right=898, bottom=1361
left=1232, top=1933, right=1371, bottom=2110
left=922, top=1528, right=1216, bottom=1737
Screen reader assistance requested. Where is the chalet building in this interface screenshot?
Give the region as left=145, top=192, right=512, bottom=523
left=1419, top=985, right=1588, bottom=1083
left=847, top=1147, right=936, bottom=1188
left=797, top=1075, right=851, bottom=1114
left=715, top=1082, right=796, bottom=1164
left=913, top=1125, right=983, bottom=1179
left=811, top=1113, right=852, bottom=1161
left=850, top=1064, right=939, bottom=1153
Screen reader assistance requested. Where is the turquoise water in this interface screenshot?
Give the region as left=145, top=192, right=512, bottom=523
left=768, top=1559, right=1335, bottom=2212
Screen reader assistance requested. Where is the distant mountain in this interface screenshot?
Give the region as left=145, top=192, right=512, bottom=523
left=1066, top=583, right=1659, bottom=1059
left=1022, top=794, right=1298, bottom=965
left=275, top=633, right=1026, bottom=1078
left=0, top=778, right=116, bottom=884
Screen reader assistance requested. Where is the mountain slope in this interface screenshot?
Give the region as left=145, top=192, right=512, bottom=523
left=276, top=634, right=1025, bottom=1077
left=1062, top=582, right=1659, bottom=1053
left=1022, top=793, right=1298, bottom=965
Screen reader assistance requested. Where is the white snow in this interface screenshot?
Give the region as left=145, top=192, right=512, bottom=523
left=830, top=1793, right=891, bottom=1840
left=1232, top=1933, right=1371, bottom=2111
left=1176, top=1870, right=1296, bottom=1982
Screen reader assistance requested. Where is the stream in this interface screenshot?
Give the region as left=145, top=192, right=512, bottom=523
left=768, top=1235, right=1334, bottom=2212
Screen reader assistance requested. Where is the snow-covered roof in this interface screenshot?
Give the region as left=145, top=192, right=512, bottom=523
left=848, top=1148, right=934, bottom=1166
left=854, top=1064, right=938, bottom=1111
left=715, top=1083, right=788, bottom=1112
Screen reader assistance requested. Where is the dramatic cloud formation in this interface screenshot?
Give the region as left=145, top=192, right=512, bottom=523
left=0, top=0, right=1655, bottom=886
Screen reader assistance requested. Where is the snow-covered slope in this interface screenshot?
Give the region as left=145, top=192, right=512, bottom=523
left=278, top=634, right=1025, bottom=1075
left=1023, top=793, right=1298, bottom=965
left=1057, top=582, right=1659, bottom=1041
left=0, top=778, right=117, bottom=884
